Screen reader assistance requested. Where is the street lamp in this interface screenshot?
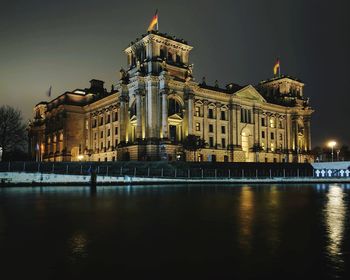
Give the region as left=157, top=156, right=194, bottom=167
left=327, top=141, right=337, bottom=162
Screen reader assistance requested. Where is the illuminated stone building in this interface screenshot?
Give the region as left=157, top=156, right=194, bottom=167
left=28, top=30, right=314, bottom=162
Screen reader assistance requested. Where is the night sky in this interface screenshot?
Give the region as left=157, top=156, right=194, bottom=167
left=1, top=0, right=349, bottom=147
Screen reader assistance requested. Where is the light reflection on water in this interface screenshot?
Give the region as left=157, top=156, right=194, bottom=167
left=0, top=184, right=349, bottom=278
left=324, top=185, right=347, bottom=274
left=69, top=231, right=88, bottom=263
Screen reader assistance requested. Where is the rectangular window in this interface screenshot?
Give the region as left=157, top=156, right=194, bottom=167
left=261, top=118, right=266, bottom=127
left=100, top=142, right=103, bottom=150
left=195, top=107, right=200, bottom=117
left=222, top=138, right=226, bottom=148
left=262, top=131, right=265, bottom=139
left=100, top=131, right=103, bottom=138
left=92, top=119, right=97, bottom=128
left=113, top=112, right=118, bottom=122
left=100, top=116, right=104, bottom=126
left=279, top=120, right=283, bottom=129
left=279, top=133, right=283, bottom=141
left=115, top=139, right=118, bottom=146
left=107, top=141, right=110, bottom=149
left=107, top=115, right=111, bottom=123
left=271, top=132, right=274, bottom=140
left=221, top=126, right=226, bottom=134
left=208, top=108, right=214, bottom=119
left=209, top=137, right=214, bottom=147
left=270, top=118, right=275, bottom=128
left=195, top=122, right=200, bottom=131
left=115, top=127, right=118, bottom=134
left=107, top=129, right=110, bottom=137
left=94, top=132, right=97, bottom=140
left=209, top=124, right=214, bottom=133
left=221, top=111, right=226, bottom=120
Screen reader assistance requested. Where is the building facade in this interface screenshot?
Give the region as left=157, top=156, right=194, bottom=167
left=29, top=30, right=314, bottom=162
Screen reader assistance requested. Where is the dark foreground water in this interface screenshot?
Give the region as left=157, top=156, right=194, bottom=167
left=1, top=184, right=350, bottom=279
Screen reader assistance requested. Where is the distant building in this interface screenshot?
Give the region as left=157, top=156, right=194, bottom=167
left=28, top=30, right=314, bottom=162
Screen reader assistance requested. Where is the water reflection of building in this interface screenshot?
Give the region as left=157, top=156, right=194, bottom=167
left=238, top=186, right=254, bottom=253
left=324, top=185, right=346, bottom=270
left=28, top=30, right=314, bottom=162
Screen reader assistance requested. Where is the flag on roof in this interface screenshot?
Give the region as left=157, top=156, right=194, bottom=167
left=273, top=59, right=280, bottom=76
left=147, top=10, right=158, bottom=31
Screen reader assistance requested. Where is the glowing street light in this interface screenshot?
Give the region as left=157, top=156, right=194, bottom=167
left=328, top=141, right=337, bottom=162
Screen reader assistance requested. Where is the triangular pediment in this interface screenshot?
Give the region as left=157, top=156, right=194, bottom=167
left=234, top=85, right=266, bottom=103
left=168, top=113, right=183, bottom=120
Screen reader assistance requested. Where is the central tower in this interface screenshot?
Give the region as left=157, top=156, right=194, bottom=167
left=116, top=31, right=194, bottom=160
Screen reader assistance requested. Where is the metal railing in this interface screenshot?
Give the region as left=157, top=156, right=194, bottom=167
left=0, top=161, right=314, bottom=179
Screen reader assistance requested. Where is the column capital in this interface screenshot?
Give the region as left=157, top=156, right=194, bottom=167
left=160, top=87, right=170, bottom=95
left=134, top=88, right=145, bottom=96
left=119, top=94, right=129, bottom=103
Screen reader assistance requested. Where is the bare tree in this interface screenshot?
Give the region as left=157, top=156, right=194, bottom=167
left=0, top=105, right=27, bottom=161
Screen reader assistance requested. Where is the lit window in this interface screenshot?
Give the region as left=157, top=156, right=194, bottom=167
left=195, top=122, right=201, bottom=131
left=271, top=143, right=275, bottom=152
left=270, top=118, right=275, bottom=128
left=195, top=107, right=200, bottom=117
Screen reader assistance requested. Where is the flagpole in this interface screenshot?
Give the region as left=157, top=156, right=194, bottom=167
left=279, top=61, right=281, bottom=77
left=156, top=10, right=159, bottom=31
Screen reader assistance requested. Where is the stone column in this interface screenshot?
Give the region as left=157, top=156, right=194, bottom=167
left=216, top=102, right=221, bottom=147
left=161, top=88, right=169, bottom=139
left=119, top=86, right=129, bottom=143
left=304, top=116, right=311, bottom=151
left=228, top=103, right=234, bottom=147
left=135, top=89, right=143, bottom=139
left=236, top=105, right=241, bottom=146
left=203, top=100, right=208, bottom=142
left=253, top=107, right=260, bottom=144
left=187, top=91, right=194, bottom=135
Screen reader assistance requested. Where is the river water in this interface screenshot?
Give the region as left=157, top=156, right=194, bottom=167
left=0, top=184, right=349, bottom=279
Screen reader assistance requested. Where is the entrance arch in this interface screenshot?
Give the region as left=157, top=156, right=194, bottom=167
left=241, top=128, right=252, bottom=162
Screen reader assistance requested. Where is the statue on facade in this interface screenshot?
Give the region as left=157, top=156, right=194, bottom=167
left=119, top=68, right=129, bottom=83
left=161, top=59, right=168, bottom=72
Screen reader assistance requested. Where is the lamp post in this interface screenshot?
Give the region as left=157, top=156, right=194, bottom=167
left=328, top=141, right=337, bottom=162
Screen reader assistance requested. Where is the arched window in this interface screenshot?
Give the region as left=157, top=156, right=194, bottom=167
left=168, top=99, right=181, bottom=116
left=130, top=102, right=137, bottom=117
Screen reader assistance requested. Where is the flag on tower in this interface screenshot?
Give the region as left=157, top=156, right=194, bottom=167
left=147, top=10, right=158, bottom=31
left=273, top=59, right=280, bottom=76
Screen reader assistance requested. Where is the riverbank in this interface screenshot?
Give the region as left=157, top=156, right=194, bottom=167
left=1, top=172, right=350, bottom=186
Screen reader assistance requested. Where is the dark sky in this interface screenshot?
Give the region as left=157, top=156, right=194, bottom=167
left=1, top=0, right=349, bottom=147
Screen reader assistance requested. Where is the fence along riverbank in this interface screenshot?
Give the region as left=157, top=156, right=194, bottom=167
left=0, top=161, right=314, bottom=179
